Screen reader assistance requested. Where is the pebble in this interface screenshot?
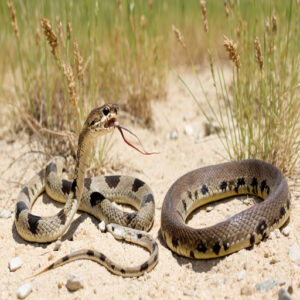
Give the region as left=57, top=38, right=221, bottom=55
left=281, top=226, right=291, bottom=236
left=237, top=270, right=246, bottom=281
left=16, top=282, right=32, bottom=299
left=70, top=248, right=77, bottom=254
left=66, top=273, right=84, bottom=291
left=256, top=279, right=284, bottom=292
left=184, top=125, right=194, bottom=136
left=53, top=240, right=62, bottom=251
left=206, top=206, right=214, bottom=212
left=203, top=122, right=221, bottom=137
left=288, top=243, right=300, bottom=265
left=98, top=221, right=106, bottom=232
left=278, top=288, right=292, bottom=300
left=0, top=209, right=12, bottom=218
left=168, top=129, right=178, bottom=140
left=274, top=228, right=281, bottom=238
left=240, top=285, right=253, bottom=296
left=9, top=257, right=22, bottom=271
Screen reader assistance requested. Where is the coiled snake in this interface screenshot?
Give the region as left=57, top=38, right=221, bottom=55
left=161, top=160, right=291, bottom=258
left=15, top=104, right=158, bottom=277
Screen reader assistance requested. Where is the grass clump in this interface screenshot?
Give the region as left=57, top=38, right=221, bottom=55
left=177, top=0, right=300, bottom=175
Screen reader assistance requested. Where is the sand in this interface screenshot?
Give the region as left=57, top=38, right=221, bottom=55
left=0, top=70, right=299, bottom=300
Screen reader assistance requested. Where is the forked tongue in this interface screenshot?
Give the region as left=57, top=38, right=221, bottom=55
left=115, top=123, right=159, bottom=155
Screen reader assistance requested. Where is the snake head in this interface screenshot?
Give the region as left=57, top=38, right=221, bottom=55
left=84, top=104, right=119, bottom=135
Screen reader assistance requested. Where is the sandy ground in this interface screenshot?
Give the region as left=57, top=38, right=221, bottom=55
left=0, top=70, right=300, bottom=300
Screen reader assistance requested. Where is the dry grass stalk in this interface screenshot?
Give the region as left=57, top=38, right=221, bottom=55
left=230, top=0, right=234, bottom=11
left=272, top=14, right=277, bottom=34
left=224, top=0, right=229, bottom=18
left=140, top=15, right=147, bottom=29
left=200, top=0, right=208, bottom=33
left=41, top=17, right=58, bottom=57
left=224, top=35, right=241, bottom=69
left=67, top=22, right=72, bottom=40
left=254, top=37, right=264, bottom=72
left=36, top=27, right=41, bottom=47
left=130, top=14, right=135, bottom=31
left=116, top=0, right=122, bottom=11
left=7, top=0, right=19, bottom=40
left=172, top=25, right=186, bottom=49
left=148, top=0, right=153, bottom=10
left=57, top=17, right=65, bottom=48
left=74, top=40, right=84, bottom=84
left=265, top=18, right=270, bottom=35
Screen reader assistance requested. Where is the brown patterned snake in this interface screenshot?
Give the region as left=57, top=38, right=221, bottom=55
left=15, top=104, right=158, bottom=277
left=161, top=160, right=291, bottom=258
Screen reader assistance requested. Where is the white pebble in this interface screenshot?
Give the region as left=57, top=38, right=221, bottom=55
left=66, top=273, right=84, bottom=291
left=9, top=257, right=22, bottom=271
left=0, top=209, right=12, bottom=218
left=184, top=125, right=194, bottom=136
left=98, top=221, right=106, bottom=232
left=70, top=248, right=77, bottom=254
left=274, top=228, right=281, bottom=238
left=170, top=129, right=178, bottom=140
left=288, top=243, right=300, bottom=265
left=238, top=270, right=246, bottom=281
left=53, top=240, right=62, bottom=251
left=206, top=206, right=214, bottom=212
left=16, top=282, right=32, bottom=299
left=281, top=226, right=291, bottom=236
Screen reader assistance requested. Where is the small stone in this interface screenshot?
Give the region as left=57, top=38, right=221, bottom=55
left=288, top=243, right=300, bottom=265
left=33, top=263, right=40, bottom=271
left=53, top=240, right=62, bottom=251
left=274, top=229, right=281, bottom=238
left=238, top=270, right=246, bottom=281
left=287, top=285, right=293, bottom=294
left=70, top=248, right=77, bottom=254
left=66, top=273, right=84, bottom=291
left=240, top=285, right=253, bottom=296
left=256, top=279, right=284, bottom=292
left=278, top=288, right=292, bottom=300
left=206, top=206, right=214, bottom=212
left=16, top=283, right=32, bottom=299
left=98, top=221, right=106, bottom=232
left=243, top=199, right=250, bottom=205
left=184, top=125, right=194, bottom=136
left=48, top=253, right=54, bottom=261
left=281, top=226, right=291, bottom=236
left=0, top=209, right=12, bottom=218
left=9, top=257, right=22, bottom=271
left=169, top=129, right=178, bottom=140
left=57, top=282, right=63, bottom=289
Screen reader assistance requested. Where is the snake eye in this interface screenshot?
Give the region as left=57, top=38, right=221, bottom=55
left=103, top=106, right=110, bottom=116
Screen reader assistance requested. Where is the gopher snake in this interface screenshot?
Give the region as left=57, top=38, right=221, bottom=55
left=161, top=159, right=290, bottom=258
left=15, top=104, right=158, bottom=277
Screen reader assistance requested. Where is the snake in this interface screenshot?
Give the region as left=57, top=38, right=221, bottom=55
left=161, top=159, right=291, bottom=258
left=15, top=104, right=158, bottom=277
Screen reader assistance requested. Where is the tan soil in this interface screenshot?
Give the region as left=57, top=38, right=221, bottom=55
left=0, top=70, right=299, bottom=300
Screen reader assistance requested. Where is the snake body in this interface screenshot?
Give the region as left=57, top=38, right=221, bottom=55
left=161, top=159, right=290, bottom=258
left=15, top=104, right=158, bottom=277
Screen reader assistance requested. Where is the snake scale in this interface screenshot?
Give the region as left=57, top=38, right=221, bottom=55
left=15, top=104, right=158, bottom=277
left=15, top=104, right=291, bottom=278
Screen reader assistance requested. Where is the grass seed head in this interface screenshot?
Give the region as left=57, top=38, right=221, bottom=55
left=7, top=0, right=19, bottom=40
left=74, top=40, right=84, bottom=84
left=57, top=17, right=65, bottom=48
left=223, top=35, right=241, bottom=69
left=254, top=37, right=264, bottom=72
left=172, top=25, right=186, bottom=49
left=148, top=0, right=153, bottom=10
left=272, top=14, right=277, bottom=34
left=36, top=27, right=41, bottom=47
left=140, top=15, right=147, bottom=29
left=224, top=0, right=229, bottom=18
left=200, top=0, right=208, bottom=33
left=41, top=17, right=58, bottom=57
left=67, top=22, right=72, bottom=40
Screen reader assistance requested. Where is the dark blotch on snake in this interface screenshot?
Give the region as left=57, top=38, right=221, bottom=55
left=126, top=212, right=136, bottom=225
left=62, top=179, right=71, bottom=195
left=120, top=269, right=126, bottom=274
left=152, top=243, right=157, bottom=251
left=144, top=194, right=154, bottom=204
left=154, top=254, right=158, bottom=261
left=219, top=181, right=227, bottom=192
left=287, top=198, right=290, bottom=209
left=140, top=262, right=148, bottom=272
left=250, top=234, right=255, bottom=245
left=235, top=178, right=245, bottom=193
left=27, top=213, right=41, bottom=234
left=137, top=233, right=142, bottom=239
left=197, top=241, right=207, bottom=253
left=111, top=265, right=115, bottom=270
left=172, top=237, right=179, bottom=248
left=90, top=192, right=105, bottom=207
left=260, top=180, right=267, bottom=194
left=84, top=177, right=92, bottom=190
left=105, top=176, right=120, bottom=189
left=213, top=242, right=221, bottom=255
left=47, top=162, right=57, bottom=173
left=100, top=254, right=106, bottom=261
left=182, top=199, right=187, bottom=211
left=187, top=191, right=192, bottom=200
left=251, top=177, right=258, bottom=194
left=223, top=241, right=229, bottom=251
left=190, top=251, right=195, bottom=258
left=16, top=201, right=27, bottom=221
left=71, top=179, right=77, bottom=193
left=280, top=206, right=286, bottom=216
left=57, top=209, right=67, bottom=225
left=194, top=190, right=198, bottom=199
left=256, top=219, right=267, bottom=235
left=201, top=185, right=209, bottom=195
left=132, top=178, right=145, bottom=192
left=48, top=263, right=54, bottom=270
left=62, top=255, right=69, bottom=262
left=87, top=250, right=94, bottom=256
left=22, top=186, right=30, bottom=199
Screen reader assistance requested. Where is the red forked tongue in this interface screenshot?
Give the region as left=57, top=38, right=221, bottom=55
left=115, top=123, right=159, bottom=155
